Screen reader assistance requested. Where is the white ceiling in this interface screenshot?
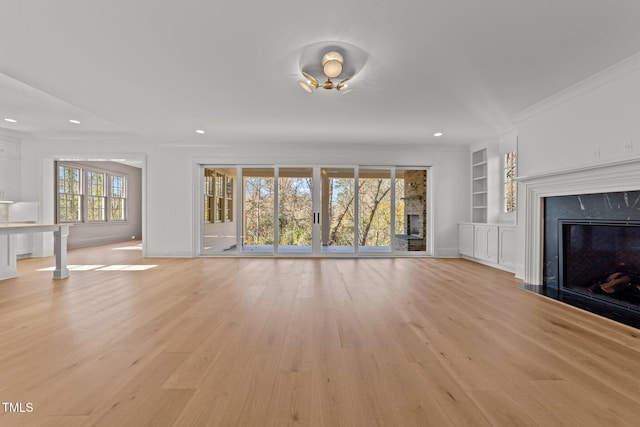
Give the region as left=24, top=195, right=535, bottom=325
left=1, top=0, right=640, bottom=147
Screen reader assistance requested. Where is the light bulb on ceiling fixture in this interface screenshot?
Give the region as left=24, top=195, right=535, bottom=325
left=298, top=81, right=313, bottom=93
left=298, top=49, right=353, bottom=93
left=322, top=51, right=344, bottom=78
left=434, top=132, right=444, bottom=137
left=195, top=129, right=205, bottom=134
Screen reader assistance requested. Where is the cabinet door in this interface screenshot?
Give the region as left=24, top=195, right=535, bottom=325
left=0, top=158, right=19, bottom=201
left=499, top=227, right=517, bottom=269
left=486, top=226, right=499, bottom=263
left=474, top=226, right=488, bottom=260
left=474, top=225, right=498, bottom=262
left=459, top=224, right=474, bottom=256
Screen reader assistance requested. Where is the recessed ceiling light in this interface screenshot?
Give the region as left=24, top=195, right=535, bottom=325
left=4, top=118, right=17, bottom=123
left=434, top=132, right=444, bottom=137
left=196, top=129, right=205, bottom=134
left=69, top=119, right=80, bottom=124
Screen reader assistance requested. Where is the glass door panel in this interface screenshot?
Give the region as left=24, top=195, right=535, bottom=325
left=358, top=168, right=392, bottom=253
left=242, top=168, right=275, bottom=253
left=278, top=167, right=313, bottom=253
left=321, top=167, right=355, bottom=253
left=394, top=169, right=428, bottom=254
left=202, top=167, right=238, bottom=254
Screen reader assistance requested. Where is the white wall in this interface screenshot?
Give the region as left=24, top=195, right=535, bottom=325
left=514, top=61, right=640, bottom=279
left=517, top=65, right=640, bottom=178
left=18, top=137, right=469, bottom=258
left=0, top=131, right=21, bottom=202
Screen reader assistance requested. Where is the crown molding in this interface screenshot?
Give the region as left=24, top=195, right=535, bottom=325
left=510, top=52, right=640, bottom=124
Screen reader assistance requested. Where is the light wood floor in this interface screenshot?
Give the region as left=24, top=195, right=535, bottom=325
left=0, top=242, right=639, bottom=426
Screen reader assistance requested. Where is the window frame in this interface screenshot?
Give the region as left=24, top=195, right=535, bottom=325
left=86, top=170, right=106, bottom=222
left=503, top=150, right=517, bottom=214
left=226, top=175, right=233, bottom=221
left=57, top=164, right=83, bottom=223
left=109, top=174, right=127, bottom=221
left=203, top=169, right=234, bottom=224
left=55, top=162, right=129, bottom=225
left=204, top=173, right=214, bottom=223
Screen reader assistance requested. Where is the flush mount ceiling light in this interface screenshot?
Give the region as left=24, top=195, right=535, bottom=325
left=299, top=51, right=352, bottom=94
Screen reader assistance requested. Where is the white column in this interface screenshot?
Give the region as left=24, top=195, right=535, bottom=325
left=53, top=225, right=69, bottom=279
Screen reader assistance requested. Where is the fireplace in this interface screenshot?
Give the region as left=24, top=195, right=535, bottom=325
left=539, top=189, right=640, bottom=326
left=518, top=159, right=640, bottom=327
left=407, top=214, right=420, bottom=236
left=559, top=220, right=640, bottom=312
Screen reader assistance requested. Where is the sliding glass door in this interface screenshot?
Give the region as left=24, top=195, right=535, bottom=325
left=320, top=167, right=356, bottom=253
left=358, top=168, right=392, bottom=253
left=202, top=167, right=238, bottom=253
left=242, top=168, right=275, bottom=253
left=394, top=168, right=428, bottom=254
left=277, top=167, right=313, bottom=253
left=200, top=165, right=429, bottom=256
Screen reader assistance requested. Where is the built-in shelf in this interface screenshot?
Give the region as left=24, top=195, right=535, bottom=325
left=471, top=148, right=488, bottom=223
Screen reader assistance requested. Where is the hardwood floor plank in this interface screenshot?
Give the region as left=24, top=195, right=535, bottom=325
left=264, top=371, right=312, bottom=426
left=1, top=243, right=639, bottom=426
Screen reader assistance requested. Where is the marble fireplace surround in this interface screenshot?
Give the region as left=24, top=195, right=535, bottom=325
left=519, top=158, right=640, bottom=286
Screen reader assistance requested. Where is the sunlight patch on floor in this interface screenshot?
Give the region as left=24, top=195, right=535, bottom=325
left=38, top=264, right=158, bottom=272
left=112, top=244, right=143, bottom=251
left=96, top=265, right=158, bottom=271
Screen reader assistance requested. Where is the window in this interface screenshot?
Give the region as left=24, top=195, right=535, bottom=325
left=216, top=173, right=224, bottom=222
left=56, top=163, right=129, bottom=224
left=87, top=171, right=106, bottom=221
left=203, top=169, right=234, bottom=224
left=504, top=151, right=517, bottom=213
left=226, top=176, right=233, bottom=221
left=110, top=175, right=127, bottom=220
left=204, top=173, right=214, bottom=223
left=58, top=165, right=81, bottom=222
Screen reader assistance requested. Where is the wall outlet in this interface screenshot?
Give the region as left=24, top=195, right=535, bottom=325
left=592, top=149, right=600, bottom=159
left=624, top=141, right=633, bottom=152
left=131, top=235, right=136, bottom=240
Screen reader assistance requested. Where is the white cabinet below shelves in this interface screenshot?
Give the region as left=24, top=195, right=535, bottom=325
left=474, top=225, right=498, bottom=263
left=459, top=223, right=516, bottom=273
left=498, top=226, right=518, bottom=270
left=459, top=223, right=474, bottom=257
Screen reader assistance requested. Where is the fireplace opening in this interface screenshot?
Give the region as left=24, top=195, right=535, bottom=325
left=559, top=220, right=640, bottom=311
left=407, top=214, right=420, bottom=236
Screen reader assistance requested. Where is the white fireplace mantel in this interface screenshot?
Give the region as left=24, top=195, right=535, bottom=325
left=518, top=157, right=640, bottom=285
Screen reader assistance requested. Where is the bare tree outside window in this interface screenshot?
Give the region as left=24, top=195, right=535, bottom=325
left=58, top=165, right=81, bottom=222
left=504, top=151, right=517, bottom=213
left=110, top=175, right=126, bottom=220
left=87, top=171, right=106, bottom=221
